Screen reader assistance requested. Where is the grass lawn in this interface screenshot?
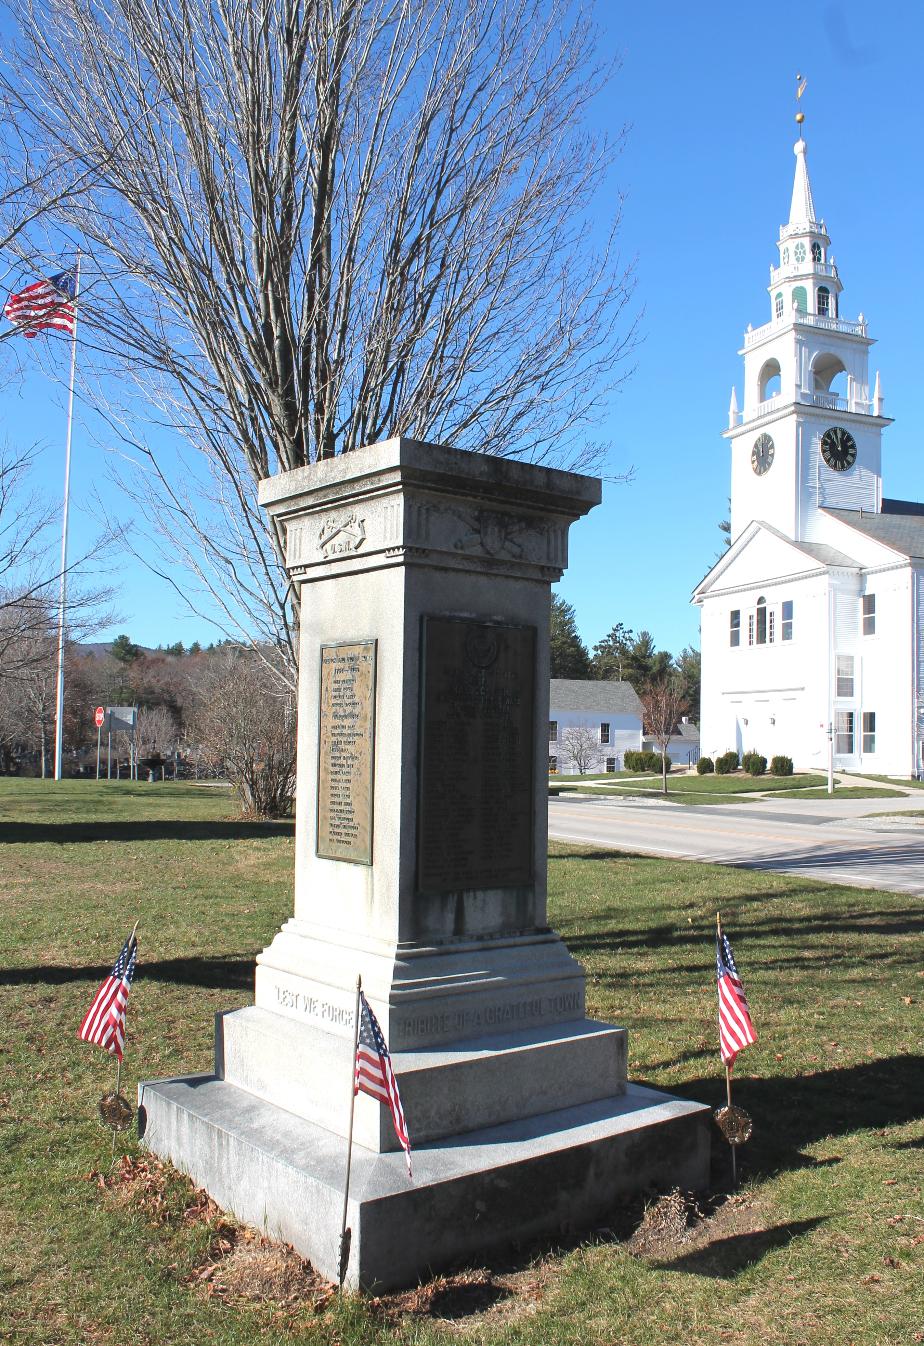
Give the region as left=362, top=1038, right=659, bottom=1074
left=782, top=787, right=909, bottom=800
left=846, top=773, right=924, bottom=790
left=1, top=779, right=921, bottom=1345
left=551, top=773, right=830, bottom=805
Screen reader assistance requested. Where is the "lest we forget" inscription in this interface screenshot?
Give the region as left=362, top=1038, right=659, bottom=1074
left=317, top=641, right=376, bottom=864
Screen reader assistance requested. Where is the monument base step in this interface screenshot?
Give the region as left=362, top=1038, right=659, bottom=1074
left=138, top=1074, right=710, bottom=1291
left=217, top=1006, right=627, bottom=1150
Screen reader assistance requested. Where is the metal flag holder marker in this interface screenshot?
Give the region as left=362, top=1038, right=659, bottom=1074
left=714, top=913, right=754, bottom=1189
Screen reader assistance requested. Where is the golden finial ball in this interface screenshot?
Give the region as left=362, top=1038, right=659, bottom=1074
left=795, top=111, right=805, bottom=124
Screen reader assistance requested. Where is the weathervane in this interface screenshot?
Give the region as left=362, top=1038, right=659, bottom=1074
left=795, top=73, right=807, bottom=131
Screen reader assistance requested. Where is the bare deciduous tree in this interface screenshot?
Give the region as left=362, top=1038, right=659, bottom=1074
left=640, top=677, right=688, bottom=795
left=561, top=724, right=602, bottom=776
left=191, top=648, right=296, bottom=817
left=1, top=0, right=637, bottom=676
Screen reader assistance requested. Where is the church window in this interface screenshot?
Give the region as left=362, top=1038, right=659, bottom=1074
left=748, top=614, right=754, bottom=645
left=835, top=710, right=855, bottom=754
left=811, top=241, right=822, bottom=263
left=600, top=722, right=610, bottom=744
left=862, top=711, right=876, bottom=754
left=774, top=292, right=784, bottom=319
left=730, top=610, right=741, bottom=647
left=836, top=654, right=854, bottom=698
left=792, top=285, right=808, bottom=313
left=768, top=610, right=776, bottom=643
left=755, top=597, right=767, bottom=645
left=782, top=246, right=790, bottom=265
left=794, top=241, right=806, bottom=263
left=862, top=594, right=876, bottom=635
left=549, top=721, right=558, bottom=741
left=817, top=287, right=830, bottom=316
left=782, top=600, right=793, bottom=640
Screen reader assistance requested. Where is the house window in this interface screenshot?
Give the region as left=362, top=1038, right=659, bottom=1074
left=774, top=291, right=784, bottom=319
left=836, top=655, right=854, bottom=698
left=862, top=711, right=876, bottom=754
left=600, top=723, right=610, bottom=744
left=606, top=757, right=616, bottom=773
left=549, top=756, right=558, bottom=773
left=755, top=596, right=767, bottom=645
left=817, top=286, right=830, bottom=316
left=781, top=599, right=793, bottom=641
left=549, top=721, right=558, bottom=741
left=730, top=610, right=741, bottom=647
left=836, top=710, right=855, bottom=754
left=862, top=594, right=876, bottom=635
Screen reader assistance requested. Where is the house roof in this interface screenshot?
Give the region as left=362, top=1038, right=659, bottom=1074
left=824, top=502, right=924, bottom=560
left=549, top=679, right=644, bottom=717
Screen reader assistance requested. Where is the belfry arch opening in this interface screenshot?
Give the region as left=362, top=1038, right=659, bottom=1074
left=812, top=352, right=847, bottom=396
left=758, top=359, right=781, bottom=402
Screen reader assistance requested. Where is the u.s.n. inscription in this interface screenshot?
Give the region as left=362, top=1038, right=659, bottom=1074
left=317, top=640, right=376, bottom=864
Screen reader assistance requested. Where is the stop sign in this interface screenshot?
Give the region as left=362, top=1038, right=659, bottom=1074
left=95, top=706, right=105, bottom=728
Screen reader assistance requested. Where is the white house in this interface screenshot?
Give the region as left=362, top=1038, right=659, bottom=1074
left=548, top=679, right=643, bottom=773
left=694, top=126, right=922, bottom=776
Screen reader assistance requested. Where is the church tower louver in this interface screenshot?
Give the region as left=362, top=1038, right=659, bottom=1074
left=694, top=113, right=924, bottom=778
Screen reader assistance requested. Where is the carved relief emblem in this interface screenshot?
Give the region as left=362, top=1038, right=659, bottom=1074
left=318, top=512, right=366, bottom=557
left=452, top=508, right=526, bottom=559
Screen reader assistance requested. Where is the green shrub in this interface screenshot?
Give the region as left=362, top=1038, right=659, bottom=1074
left=715, top=750, right=739, bottom=775
left=696, top=756, right=714, bottom=775
left=624, top=750, right=664, bottom=774
left=746, top=753, right=767, bottom=777
left=770, top=754, right=794, bottom=776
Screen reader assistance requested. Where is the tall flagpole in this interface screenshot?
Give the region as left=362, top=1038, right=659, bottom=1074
left=53, top=255, right=81, bottom=782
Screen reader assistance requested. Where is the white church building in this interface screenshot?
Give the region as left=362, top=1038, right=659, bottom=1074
left=694, top=128, right=923, bottom=777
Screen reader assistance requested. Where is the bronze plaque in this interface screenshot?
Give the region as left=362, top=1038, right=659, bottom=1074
left=418, top=617, right=535, bottom=892
left=317, top=641, right=376, bottom=864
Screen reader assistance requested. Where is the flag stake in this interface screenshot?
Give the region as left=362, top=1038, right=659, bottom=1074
left=714, top=912, right=754, bottom=1190
left=53, top=254, right=81, bottom=782
left=338, top=974, right=362, bottom=1290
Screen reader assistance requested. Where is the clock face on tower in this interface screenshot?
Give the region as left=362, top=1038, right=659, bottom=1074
left=821, top=426, right=857, bottom=472
left=751, top=433, right=775, bottom=476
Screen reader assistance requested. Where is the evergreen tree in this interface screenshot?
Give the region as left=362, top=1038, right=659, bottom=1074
left=675, top=646, right=701, bottom=722
left=550, top=596, right=591, bottom=679
left=591, top=622, right=635, bottom=681
left=109, top=633, right=140, bottom=664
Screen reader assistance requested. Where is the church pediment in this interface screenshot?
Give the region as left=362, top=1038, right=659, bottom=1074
left=692, top=520, right=857, bottom=600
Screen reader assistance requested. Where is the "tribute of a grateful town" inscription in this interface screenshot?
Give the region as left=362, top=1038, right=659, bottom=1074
left=417, top=617, right=535, bottom=892
left=317, top=641, right=376, bottom=864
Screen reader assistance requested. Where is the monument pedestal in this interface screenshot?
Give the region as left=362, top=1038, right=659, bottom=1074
left=139, top=438, right=709, bottom=1290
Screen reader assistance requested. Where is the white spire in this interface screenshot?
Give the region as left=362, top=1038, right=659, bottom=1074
left=728, top=386, right=739, bottom=429
left=789, top=138, right=817, bottom=226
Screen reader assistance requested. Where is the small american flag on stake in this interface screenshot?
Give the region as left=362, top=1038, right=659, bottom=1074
left=716, top=925, right=756, bottom=1069
left=78, top=928, right=138, bottom=1062
left=354, top=990, right=412, bottom=1177
left=4, top=268, right=77, bottom=337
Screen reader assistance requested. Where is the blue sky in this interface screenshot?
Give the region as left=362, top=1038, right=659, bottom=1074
left=3, top=1, right=923, bottom=655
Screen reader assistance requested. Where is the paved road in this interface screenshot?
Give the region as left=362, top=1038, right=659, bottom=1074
left=547, top=790, right=924, bottom=895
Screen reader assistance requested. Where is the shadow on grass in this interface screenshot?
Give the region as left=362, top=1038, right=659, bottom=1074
left=665, top=1054, right=924, bottom=1177
left=0, top=819, right=293, bottom=844
left=0, top=954, right=255, bottom=991
left=651, top=1216, right=828, bottom=1278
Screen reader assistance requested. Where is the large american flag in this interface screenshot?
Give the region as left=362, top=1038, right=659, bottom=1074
left=78, top=930, right=138, bottom=1062
left=354, top=990, right=412, bottom=1178
left=716, top=927, right=757, bottom=1069
left=3, top=268, right=77, bottom=337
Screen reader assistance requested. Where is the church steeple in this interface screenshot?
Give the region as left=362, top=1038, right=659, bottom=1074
left=789, top=137, right=817, bottom=227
